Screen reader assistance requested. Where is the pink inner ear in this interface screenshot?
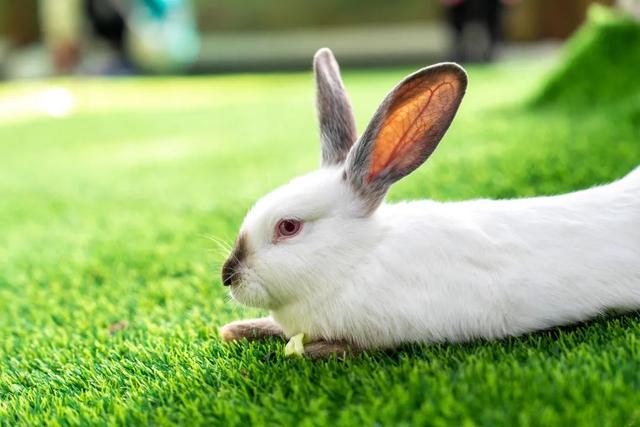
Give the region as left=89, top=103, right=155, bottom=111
left=367, top=78, right=458, bottom=183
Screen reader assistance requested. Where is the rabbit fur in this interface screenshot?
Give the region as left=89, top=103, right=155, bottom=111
left=220, top=48, right=640, bottom=354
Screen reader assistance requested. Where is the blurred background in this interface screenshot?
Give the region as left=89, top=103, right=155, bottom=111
left=0, top=0, right=634, bottom=79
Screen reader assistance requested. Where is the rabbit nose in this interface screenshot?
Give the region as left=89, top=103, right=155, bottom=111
left=221, top=235, right=247, bottom=286
left=221, top=257, right=238, bottom=286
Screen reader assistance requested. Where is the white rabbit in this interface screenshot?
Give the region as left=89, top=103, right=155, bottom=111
left=220, top=48, right=640, bottom=358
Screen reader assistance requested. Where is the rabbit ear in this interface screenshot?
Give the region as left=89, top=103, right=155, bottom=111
left=314, top=48, right=358, bottom=167
left=345, top=63, right=467, bottom=213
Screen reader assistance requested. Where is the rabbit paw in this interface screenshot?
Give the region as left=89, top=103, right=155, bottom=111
left=220, top=317, right=285, bottom=342
left=303, top=340, right=358, bottom=359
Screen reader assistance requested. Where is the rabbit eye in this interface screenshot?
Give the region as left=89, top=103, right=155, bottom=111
left=275, top=218, right=302, bottom=241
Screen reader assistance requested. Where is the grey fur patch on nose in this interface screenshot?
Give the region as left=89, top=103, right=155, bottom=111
left=221, top=234, right=247, bottom=286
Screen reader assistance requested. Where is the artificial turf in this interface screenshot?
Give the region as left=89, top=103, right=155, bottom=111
left=531, top=5, right=640, bottom=108
left=1, top=38, right=640, bottom=427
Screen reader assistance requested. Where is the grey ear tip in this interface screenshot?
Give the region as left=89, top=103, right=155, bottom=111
left=314, top=47, right=335, bottom=62
left=410, top=62, right=468, bottom=90
left=439, top=62, right=469, bottom=85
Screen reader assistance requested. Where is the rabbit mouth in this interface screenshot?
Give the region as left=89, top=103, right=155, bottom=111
left=229, top=266, right=273, bottom=309
left=229, top=276, right=271, bottom=309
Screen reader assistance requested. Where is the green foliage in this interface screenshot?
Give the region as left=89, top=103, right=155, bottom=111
left=531, top=4, right=640, bottom=108
left=0, top=58, right=639, bottom=426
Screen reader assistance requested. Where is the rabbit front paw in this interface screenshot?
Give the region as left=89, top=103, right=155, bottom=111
left=303, top=340, right=359, bottom=359
left=219, top=317, right=285, bottom=342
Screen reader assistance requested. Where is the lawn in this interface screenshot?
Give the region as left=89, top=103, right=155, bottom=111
left=1, top=54, right=639, bottom=425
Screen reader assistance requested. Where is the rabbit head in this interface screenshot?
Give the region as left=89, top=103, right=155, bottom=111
left=222, top=48, right=467, bottom=311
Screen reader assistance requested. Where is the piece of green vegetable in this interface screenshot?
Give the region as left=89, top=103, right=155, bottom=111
left=284, top=333, right=306, bottom=357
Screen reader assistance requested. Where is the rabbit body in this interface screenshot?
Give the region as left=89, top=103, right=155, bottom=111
left=221, top=48, right=640, bottom=353
left=271, top=167, right=640, bottom=348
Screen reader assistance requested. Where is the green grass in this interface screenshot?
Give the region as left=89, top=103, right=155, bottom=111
left=0, top=56, right=639, bottom=426
left=531, top=5, right=640, bottom=108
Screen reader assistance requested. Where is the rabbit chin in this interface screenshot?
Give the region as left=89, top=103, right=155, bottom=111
left=229, top=278, right=272, bottom=309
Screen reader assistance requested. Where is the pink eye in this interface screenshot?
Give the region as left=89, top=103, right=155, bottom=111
left=275, top=218, right=302, bottom=240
